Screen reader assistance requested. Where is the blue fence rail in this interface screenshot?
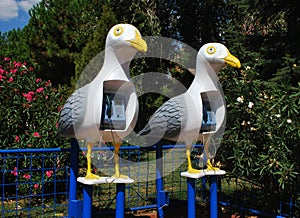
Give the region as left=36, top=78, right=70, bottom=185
left=1, top=145, right=299, bottom=217
left=0, top=148, right=70, bottom=217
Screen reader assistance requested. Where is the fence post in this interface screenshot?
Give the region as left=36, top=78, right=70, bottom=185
left=116, top=183, right=125, bottom=218
left=82, top=184, right=93, bottom=218
left=68, top=138, right=80, bottom=218
left=210, top=176, right=218, bottom=218
left=187, top=178, right=196, bottom=218
left=156, top=145, right=165, bottom=218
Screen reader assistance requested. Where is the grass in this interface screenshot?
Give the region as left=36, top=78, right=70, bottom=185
left=1, top=197, right=67, bottom=218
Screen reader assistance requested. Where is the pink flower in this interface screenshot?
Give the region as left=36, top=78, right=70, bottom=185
left=33, top=132, right=41, bottom=138
left=36, top=87, right=44, bottom=93
left=0, top=75, right=5, bottom=81
left=22, top=91, right=35, bottom=102
left=22, top=93, right=33, bottom=102
left=14, top=62, right=21, bottom=67
left=4, top=57, right=10, bottom=61
left=11, top=167, right=18, bottom=176
left=0, top=68, right=4, bottom=74
left=8, top=77, right=13, bottom=82
left=29, top=67, right=34, bottom=71
left=10, top=68, right=18, bottom=74
left=44, top=80, right=51, bottom=86
left=46, top=170, right=53, bottom=178
left=15, top=135, right=20, bottom=142
left=23, top=174, right=31, bottom=179
left=35, top=78, right=42, bottom=83
left=33, top=183, right=39, bottom=189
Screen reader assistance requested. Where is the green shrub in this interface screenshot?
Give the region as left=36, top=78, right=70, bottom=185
left=0, top=56, right=69, bottom=149
left=219, top=55, right=300, bottom=211
left=0, top=56, right=70, bottom=196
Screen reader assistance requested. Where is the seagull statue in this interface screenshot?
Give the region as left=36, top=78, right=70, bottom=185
left=139, top=43, right=240, bottom=174
left=57, top=24, right=147, bottom=179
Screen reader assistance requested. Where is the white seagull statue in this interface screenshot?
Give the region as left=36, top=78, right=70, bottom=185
left=57, top=24, right=147, bottom=179
left=139, top=43, right=241, bottom=174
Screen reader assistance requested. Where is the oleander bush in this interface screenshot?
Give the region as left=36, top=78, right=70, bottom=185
left=219, top=54, right=300, bottom=212
left=0, top=56, right=70, bottom=195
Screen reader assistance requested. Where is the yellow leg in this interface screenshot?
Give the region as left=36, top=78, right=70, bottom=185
left=111, top=143, right=129, bottom=179
left=85, top=143, right=100, bottom=180
left=186, top=144, right=200, bottom=174
left=206, top=159, right=220, bottom=171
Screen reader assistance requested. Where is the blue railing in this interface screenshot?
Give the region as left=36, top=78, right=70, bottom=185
left=1, top=145, right=298, bottom=217
left=0, top=148, right=70, bottom=217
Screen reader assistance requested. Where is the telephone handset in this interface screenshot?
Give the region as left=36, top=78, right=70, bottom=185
left=100, top=92, right=126, bottom=130
left=200, top=93, right=216, bottom=132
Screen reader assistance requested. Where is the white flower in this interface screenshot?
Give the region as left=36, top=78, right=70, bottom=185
left=287, top=119, right=292, bottom=124
left=245, top=66, right=251, bottom=70
left=241, top=121, right=246, bottom=126
left=248, top=102, right=254, bottom=108
left=237, top=96, right=244, bottom=103
left=275, top=114, right=281, bottom=118
left=250, top=127, right=257, bottom=131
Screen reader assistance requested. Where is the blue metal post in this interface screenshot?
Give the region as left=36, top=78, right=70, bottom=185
left=116, top=183, right=125, bottom=218
left=210, top=176, right=218, bottom=218
left=83, top=185, right=93, bottom=218
left=69, top=138, right=80, bottom=218
left=156, top=145, right=164, bottom=218
left=187, top=178, right=196, bottom=218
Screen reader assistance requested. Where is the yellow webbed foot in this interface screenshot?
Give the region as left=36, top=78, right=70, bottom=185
left=85, top=172, right=101, bottom=180
left=187, top=167, right=201, bottom=174
left=110, top=173, right=129, bottom=179
left=206, top=160, right=220, bottom=171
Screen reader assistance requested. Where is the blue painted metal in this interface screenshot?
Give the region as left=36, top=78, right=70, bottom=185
left=68, top=138, right=80, bottom=218
left=116, top=183, right=125, bottom=218
left=69, top=200, right=83, bottom=218
left=219, top=201, right=280, bottom=217
left=187, top=178, right=196, bottom=218
left=156, top=145, right=165, bottom=218
left=158, top=190, right=169, bottom=206
left=0, top=148, right=68, bottom=154
left=130, top=204, right=157, bottom=211
left=0, top=148, right=69, bottom=217
left=1, top=144, right=298, bottom=217
left=209, top=176, right=218, bottom=218
left=83, top=185, right=93, bottom=218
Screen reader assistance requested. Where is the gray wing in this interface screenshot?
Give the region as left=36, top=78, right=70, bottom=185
left=139, top=95, right=184, bottom=138
left=57, top=85, right=89, bottom=137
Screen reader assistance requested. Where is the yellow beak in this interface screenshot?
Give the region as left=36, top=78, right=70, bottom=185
left=224, top=50, right=241, bottom=68
left=127, top=30, right=147, bottom=52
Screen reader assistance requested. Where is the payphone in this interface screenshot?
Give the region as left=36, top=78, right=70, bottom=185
left=100, top=91, right=126, bottom=130
left=200, top=93, right=216, bottom=132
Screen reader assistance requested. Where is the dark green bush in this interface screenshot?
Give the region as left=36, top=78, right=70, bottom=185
left=0, top=56, right=69, bottom=149
left=0, top=56, right=70, bottom=196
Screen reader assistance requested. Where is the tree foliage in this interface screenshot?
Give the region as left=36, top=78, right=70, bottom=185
left=0, top=0, right=299, bottom=212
